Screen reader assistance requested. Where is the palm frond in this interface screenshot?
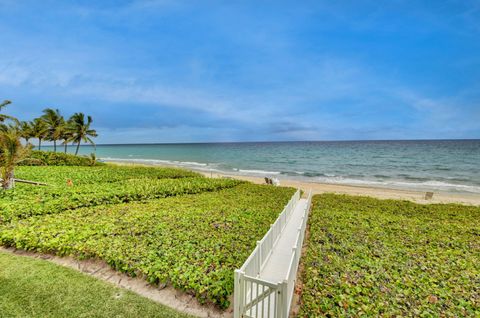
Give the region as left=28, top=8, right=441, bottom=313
left=0, top=100, right=12, bottom=110
left=0, top=130, right=32, bottom=188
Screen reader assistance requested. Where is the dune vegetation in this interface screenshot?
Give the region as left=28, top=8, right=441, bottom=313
left=0, top=166, right=241, bottom=223
left=0, top=164, right=295, bottom=309
left=300, top=194, right=480, bottom=317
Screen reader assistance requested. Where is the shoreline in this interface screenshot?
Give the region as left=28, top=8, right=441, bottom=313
left=202, top=172, right=480, bottom=206
left=105, top=160, right=480, bottom=206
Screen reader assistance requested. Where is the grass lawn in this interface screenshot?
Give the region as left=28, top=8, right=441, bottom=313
left=300, top=194, right=480, bottom=317
left=0, top=251, right=191, bottom=318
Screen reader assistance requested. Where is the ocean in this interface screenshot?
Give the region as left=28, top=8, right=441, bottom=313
left=42, top=140, right=480, bottom=194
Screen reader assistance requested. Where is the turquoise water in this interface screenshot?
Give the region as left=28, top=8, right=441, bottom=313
left=42, top=140, right=480, bottom=194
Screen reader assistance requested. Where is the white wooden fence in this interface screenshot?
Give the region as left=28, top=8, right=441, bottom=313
left=234, top=190, right=312, bottom=318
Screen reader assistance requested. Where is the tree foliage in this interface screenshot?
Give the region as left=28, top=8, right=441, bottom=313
left=3, top=99, right=99, bottom=154
left=68, top=112, right=98, bottom=155
left=0, top=130, right=32, bottom=189
left=40, top=108, right=64, bottom=152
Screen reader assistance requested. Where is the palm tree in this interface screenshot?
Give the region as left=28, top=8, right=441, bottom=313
left=68, top=112, right=98, bottom=155
left=0, top=129, right=32, bottom=189
left=0, top=100, right=19, bottom=131
left=31, top=118, right=48, bottom=150
left=18, top=121, right=33, bottom=144
left=0, top=100, right=15, bottom=123
left=0, top=100, right=11, bottom=109
left=41, top=108, right=64, bottom=152
left=57, top=119, right=74, bottom=153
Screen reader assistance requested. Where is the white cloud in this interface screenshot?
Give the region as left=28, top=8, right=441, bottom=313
left=1, top=0, right=479, bottom=142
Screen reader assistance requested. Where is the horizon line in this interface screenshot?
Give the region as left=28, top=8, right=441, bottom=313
left=38, top=138, right=480, bottom=147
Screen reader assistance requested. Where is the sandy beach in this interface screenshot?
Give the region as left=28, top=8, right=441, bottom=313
left=216, top=173, right=480, bottom=205
left=200, top=172, right=480, bottom=206
left=107, top=161, right=480, bottom=206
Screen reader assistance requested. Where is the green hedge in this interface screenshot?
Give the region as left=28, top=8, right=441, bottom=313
left=20, top=150, right=103, bottom=166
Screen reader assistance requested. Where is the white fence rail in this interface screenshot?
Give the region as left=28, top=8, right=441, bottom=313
left=234, top=190, right=312, bottom=318
left=284, top=190, right=312, bottom=314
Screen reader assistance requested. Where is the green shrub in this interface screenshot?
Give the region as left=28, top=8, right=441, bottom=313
left=0, top=183, right=296, bottom=308
left=0, top=164, right=296, bottom=308
left=300, top=194, right=480, bottom=317
left=1, top=177, right=243, bottom=222
left=14, top=165, right=201, bottom=185
left=20, top=150, right=104, bottom=166
left=1, top=166, right=203, bottom=222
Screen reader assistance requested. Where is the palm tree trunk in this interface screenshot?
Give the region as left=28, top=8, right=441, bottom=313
left=53, top=140, right=57, bottom=152
left=75, top=141, right=81, bottom=155
left=38, top=138, right=42, bottom=150
left=64, top=141, right=67, bottom=153
left=2, top=170, right=15, bottom=190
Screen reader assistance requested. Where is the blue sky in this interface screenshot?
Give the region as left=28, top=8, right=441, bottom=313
left=1, top=0, right=479, bottom=143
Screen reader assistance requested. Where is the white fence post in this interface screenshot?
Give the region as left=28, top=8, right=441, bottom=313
left=234, top=269, right=243, bottom=318
left=278, top=280, right=289, bottom=318
left=257, top=241, right=262, bottom=275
